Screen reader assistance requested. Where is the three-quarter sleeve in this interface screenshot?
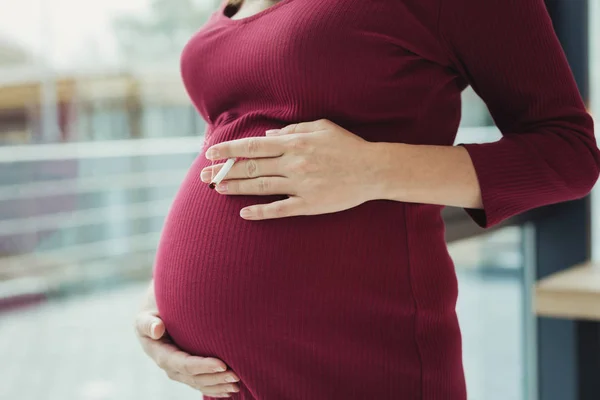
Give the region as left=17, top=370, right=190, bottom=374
left=438, top=0, right=600, bottom=228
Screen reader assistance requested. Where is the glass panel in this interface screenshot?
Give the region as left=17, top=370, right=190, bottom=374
left=0, top=0, right=220, bottom=145
left=460, top=86, right=494, bottom=128
left=0, top=2, right=216, bottom=397
left=449, top=226, right=528, bottom=400
left=456, top=89, right=500, bottom=146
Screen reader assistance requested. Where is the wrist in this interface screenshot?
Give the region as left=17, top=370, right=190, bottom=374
left=362, top=141, right=409, bottom=202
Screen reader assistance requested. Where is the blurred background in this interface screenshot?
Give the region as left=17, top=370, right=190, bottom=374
left=0, top=1, right=599, bottom=400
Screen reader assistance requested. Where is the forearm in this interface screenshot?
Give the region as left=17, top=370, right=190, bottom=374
left=368, top=142, right=483, bottom=209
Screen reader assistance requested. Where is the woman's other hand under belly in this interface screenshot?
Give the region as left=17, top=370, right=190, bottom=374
left=135, top=280, right=240, bottom=398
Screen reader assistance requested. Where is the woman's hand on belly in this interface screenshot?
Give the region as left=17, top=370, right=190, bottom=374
left=134, top=280, right=240, bottom=397
left=201, top=119, right=382, bottom=220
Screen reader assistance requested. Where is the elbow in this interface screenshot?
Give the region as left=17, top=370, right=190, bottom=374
left=548, top=114, right=600, bottom=198
left=578, top=150, right=600, bottom=197
left=566, top=134, right=600, bottom=199
left=573, top=166, right=600, bottom=199
left=579, top=121, right=600, bottom=195
left=588, top=146, right=600, bottom=192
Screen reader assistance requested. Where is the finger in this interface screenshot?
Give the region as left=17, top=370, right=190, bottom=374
left=151, top=320, right=165, bottom=339
left=165, top=371, right=239, bottom=394
left=200, top=158, right=282, bottom=183
left=240, top=197, right=304, bottom=220
left=139, top=335, right=181, bottom=363
left=215, top=177, right=293, bottom=196
left=166, top=349, right=229, bottom=375
left=206, top=136, right=285, bottom=161
left=271, top=119, right=330, bottom=136
left=135, top=313, right=165, bottom=340
left=198, top=382, right=240, bottom=396
left=264, top=128, right=286, bottom=136
left=188, top=371, right=240, bottom=387
left=141, top=337, right=227, bottom=374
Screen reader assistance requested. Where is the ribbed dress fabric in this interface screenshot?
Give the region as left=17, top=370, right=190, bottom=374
left=153, top=0, right=600, bottom=399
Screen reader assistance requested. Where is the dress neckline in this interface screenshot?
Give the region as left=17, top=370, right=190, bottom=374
left=218, top=0, right=294, bottom=24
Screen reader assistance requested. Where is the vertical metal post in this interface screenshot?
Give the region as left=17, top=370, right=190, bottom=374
left=39, top=0, right=60, bottom=143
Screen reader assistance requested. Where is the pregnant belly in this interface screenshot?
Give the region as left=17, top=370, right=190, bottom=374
left=152, top=152, right=457, bottom=397
left=155, top=152, right=409, bottom=343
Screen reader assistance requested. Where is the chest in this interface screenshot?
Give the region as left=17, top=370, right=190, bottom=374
left=180, top=0, right=456, bottom=126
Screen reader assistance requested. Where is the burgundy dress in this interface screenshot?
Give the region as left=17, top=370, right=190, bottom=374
left=153, top=0, right=600, bottom=398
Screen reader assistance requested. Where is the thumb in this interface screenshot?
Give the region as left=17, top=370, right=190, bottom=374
left=265, top=128, right=284, bottom=136
left=136, top=313, right=166, bottom=340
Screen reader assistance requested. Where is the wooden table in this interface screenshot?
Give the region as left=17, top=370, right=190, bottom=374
left=535, top=262, right=600, bottom=321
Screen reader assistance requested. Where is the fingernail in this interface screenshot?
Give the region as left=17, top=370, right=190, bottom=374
left=213, top=367, right=227, bottom=372
left=206, top=148, right=219, bottom=160
left=265, top=129, right=281, bottom=135
left=200, top=169, right=212, bottom=182
left=216, top=182, right=228, bottom=193
left=225, top=375, right=239, bottom=383
left=230, top=385, right=240, bottom=393
left=150, top=322, right=159, bottom=337
left=240, top=208, right=253, bottom=219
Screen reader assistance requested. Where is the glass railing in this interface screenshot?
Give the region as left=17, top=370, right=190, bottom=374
left=0, top=136, right=203, bottom=300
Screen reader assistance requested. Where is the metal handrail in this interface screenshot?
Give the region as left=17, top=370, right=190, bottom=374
left=0, top=198, right=173, bottom=235
left=0, top=169, right=186, bottom=201
left=0, top=135, right=203, bottom=163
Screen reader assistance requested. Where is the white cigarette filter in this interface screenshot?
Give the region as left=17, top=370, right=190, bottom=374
left=209, top=158, right=236, bottom=189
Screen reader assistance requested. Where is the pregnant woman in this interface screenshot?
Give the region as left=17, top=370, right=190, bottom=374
left=135, top=0, right=600, bottom=398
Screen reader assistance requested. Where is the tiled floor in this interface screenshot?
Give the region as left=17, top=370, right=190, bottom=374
left=0, top=283, right=200, bottom=400
left=0, top=271, right=524, bottom=400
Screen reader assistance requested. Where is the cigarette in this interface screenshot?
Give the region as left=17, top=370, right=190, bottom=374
left=209, top=158, right=236, bottom=189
